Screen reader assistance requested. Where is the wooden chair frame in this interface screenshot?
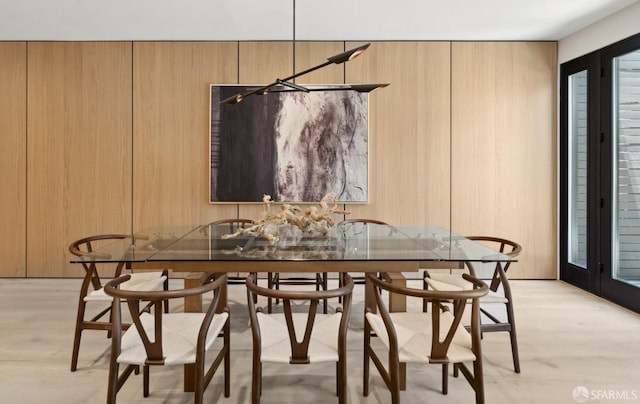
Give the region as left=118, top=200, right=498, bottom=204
left=364, top=273, right=489, bottom=404
left=336, top=219, right=388, bottom=300
left=246, top=273, right=354, bottom=404
left=466, top=236, right=522, bottom=374
left=103, top=274, right=230, bottom=404
left=68, top=234, right=169, bottom=372
left=203, top=218, right=257, bottom=286
left=204, top=218, right=325, bottom=313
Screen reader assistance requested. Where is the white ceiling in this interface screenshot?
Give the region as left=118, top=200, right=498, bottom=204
left=0, top=0, right=637, bottom=41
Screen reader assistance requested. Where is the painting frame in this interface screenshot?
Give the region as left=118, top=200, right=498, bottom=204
left=209, top=84, right=369, bottom=204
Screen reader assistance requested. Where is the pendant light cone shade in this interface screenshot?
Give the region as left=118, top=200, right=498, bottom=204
left=326, top=43, right=370, bottom=64
left=220, top=43, right=387, bottom=105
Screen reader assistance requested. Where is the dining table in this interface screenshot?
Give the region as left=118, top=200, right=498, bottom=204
left=70, top=221, right=516, bottom=391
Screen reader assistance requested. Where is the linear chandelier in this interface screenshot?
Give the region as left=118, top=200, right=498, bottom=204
left=221, top=43, right=389, bottom=105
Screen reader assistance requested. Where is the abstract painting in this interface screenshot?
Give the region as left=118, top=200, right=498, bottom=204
left=209, top=85, right=369, bottom=203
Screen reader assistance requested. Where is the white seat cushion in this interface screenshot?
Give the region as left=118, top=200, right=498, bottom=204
left=481, top=290, right=509, bottom=304
left=425, top=274, right=508, bottom=303
left=117, top=311, right=229, bottom=366
left=257, top=312, right=342, bottom=363
left=84, top=272, right=167, bottom=302
left=366, top=311, right=475, bottom=364
left=425, top=274, right=473, bottom=291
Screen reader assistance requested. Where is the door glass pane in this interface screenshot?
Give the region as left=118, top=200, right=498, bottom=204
left=612, top=49, right=640, bottom=286
left=568, top=70, right=588, bottom=268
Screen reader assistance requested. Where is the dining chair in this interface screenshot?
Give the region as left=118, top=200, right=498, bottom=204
left=204, top=218, right=316, bottom=311
left=68, top=234, right=169, bottom=372
left=424, top=236, right=522, bottom=374
left=203, top=218, right=256, bottom=285
left=268, top=271, right=328, bottom=313
left=336, top=219, right=388, bottom=298
left=245, top=273, right=354, bottom=404
left=364, top=272, right=489, bottom=404
left=103, top=273, right=230, bottom=404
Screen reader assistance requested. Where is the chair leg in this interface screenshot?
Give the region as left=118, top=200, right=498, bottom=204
left=423, top=278, right=429, bottom=312
left=442, top=363, right=448, bottom=394
left=163, top=274, right=170, bottom=313
left=338, top=359, right=347, bottom=404
left=363, top=320, right=370, bottom=396
left=322, top=272, right=328, bottom=314
left=143, top=365, right=150, bottom=397
left=473, top=357, right=486, bottom=404
left=506, top=302, right=521, bottom=373
left=70, top=302, right=85, bottom=371
left=225, top=318, right=231, bottom=397
left=267, top=272, right=277, bottom=313
left=251, top=361, right=262, bottom=404
left=336, top=362, right=339, bottom=397
left=390, top=359, right=401, bottom=404
left=106, top=362, right=119, bottom=404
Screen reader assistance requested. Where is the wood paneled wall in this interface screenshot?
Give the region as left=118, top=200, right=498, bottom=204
left=0, top=42, right=26, bottom=277
left=451, top=42, right=557, bottom=279
left=26, top=42, right=133, bottom=277
left=132, top=42, right=238, bottom=229
left=345, top=42, right=452, bottom=228
left=0, top=40, right=557, bottom=279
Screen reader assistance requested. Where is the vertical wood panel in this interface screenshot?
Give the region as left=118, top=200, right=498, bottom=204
left=295, top=42, right=345, bottom=85
left=27, top=42, right=133, bottom=277
left=345, top=42, right=452, bottom=227
left=133, top=42, right=238, bottom=230
left=451, top=42, right=557, bottom=279
left=237, top=42, right=295, bottom=220
left=0, top=42, right=26, bottom=277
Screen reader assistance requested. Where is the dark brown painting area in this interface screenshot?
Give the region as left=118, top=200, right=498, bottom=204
left=210, top=85, right=368, bottom=203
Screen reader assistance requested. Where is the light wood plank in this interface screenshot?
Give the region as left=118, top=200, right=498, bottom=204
left=294, top=41, right=346, bottom=85
left=133, top=42, right=238, bottom=230
left=0, top=42, right=26, bottom=277
left=27, top=42, right=133, bottom=277
left=345, top=41, right=452, bottom=227
left=451, top=42, right=557, bottom=279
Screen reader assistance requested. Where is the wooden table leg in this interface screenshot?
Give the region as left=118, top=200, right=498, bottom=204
left=183, top=273, right=203, bottom=392
left=381, top=272, right=407, bottom=312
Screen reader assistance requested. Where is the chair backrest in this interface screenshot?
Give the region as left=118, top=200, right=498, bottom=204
left=338, top=218, right=388, bottom=226
left=366, top=272, right=488, bottom=362
left=69, top=234, right=131, bottom=289
left=246, top=273, right=354, bottom=364
left=201, top=218, right=254, bottom=237
left=465, top=236, right=521, bottom=292
left=104, top=274, right=227, bottom=365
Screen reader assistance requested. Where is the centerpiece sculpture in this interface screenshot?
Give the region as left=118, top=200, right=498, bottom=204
left=221, top=193, right=350, bottom=243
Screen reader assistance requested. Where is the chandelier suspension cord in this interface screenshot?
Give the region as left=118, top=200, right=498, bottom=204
left=292, top=0, right=296, bottom=82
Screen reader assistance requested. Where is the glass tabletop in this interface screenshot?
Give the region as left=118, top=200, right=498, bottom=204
left=69, top=223, right=515, bottom=264
left=68, top=225, right=200, bottom=263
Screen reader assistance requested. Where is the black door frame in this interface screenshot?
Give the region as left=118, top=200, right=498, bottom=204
left=560, top=33, right=640, bottom=313
left=599, top=34, right=640, bottom=312
left=559, top=52, right=600, bottom=294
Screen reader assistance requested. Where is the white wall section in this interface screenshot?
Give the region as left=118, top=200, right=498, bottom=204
left=0, top=0, right=636, bottom=41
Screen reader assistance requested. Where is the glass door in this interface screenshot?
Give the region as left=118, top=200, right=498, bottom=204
left=560, top=54, right=599, bottom=293
left=600, top=39, right=640, bottom=312
left=561, top=33, right=640, bottom=313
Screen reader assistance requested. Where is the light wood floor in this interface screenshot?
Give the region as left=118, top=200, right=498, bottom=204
left=1, top=278, right=639, bottom=404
